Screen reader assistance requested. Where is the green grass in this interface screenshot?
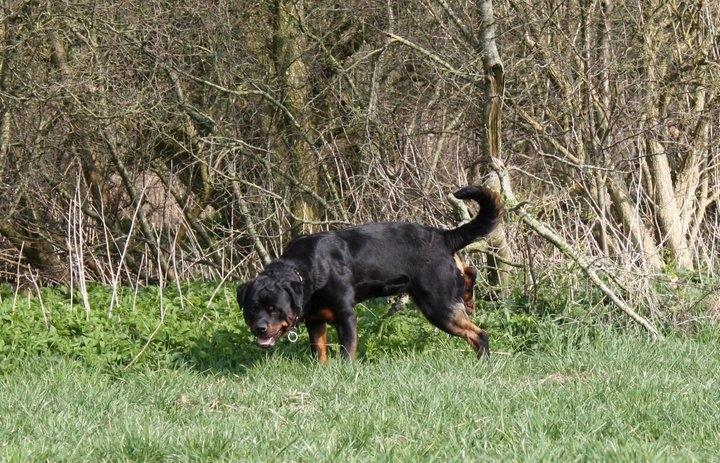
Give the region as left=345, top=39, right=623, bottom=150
left=1, top=283, right=719, bottom=461
left=2, top=336, right=719, bottom=461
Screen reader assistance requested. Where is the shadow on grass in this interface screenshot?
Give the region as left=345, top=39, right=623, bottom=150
left=178, top=328, right=311, bottom=375
left=177, top=303, right=446, bottom=375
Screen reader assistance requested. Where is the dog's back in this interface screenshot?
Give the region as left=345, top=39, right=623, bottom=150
left=280, top=186, right=502, bottom=302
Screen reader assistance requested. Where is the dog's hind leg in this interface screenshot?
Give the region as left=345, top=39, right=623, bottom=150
left=454, top=255, right=478, bottom=314
left=409, top=259, right=488, bottom=356
left=420, top=302, right=490, bottom=358
left=462, top=266, right=478, bottom=314
left=436, top=308, right=489, bottom=357
left=447, top=309, right=489, bottom=358
left=335, top=310, right=358, bottom=360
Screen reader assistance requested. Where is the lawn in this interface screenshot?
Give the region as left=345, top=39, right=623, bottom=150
left=1, top=284, right=719, bottom=461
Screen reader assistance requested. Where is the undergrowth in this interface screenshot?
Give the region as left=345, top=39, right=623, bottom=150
left=2, top=275, right=710, bottom=374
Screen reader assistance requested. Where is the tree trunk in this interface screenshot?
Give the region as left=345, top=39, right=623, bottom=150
left=606, top=173, right=664, bottom=269
left=272, top=0, right=319, bottom=236
left=641, top=3, right=693, bottom=271
left=471, top=0, right=514, bottom=295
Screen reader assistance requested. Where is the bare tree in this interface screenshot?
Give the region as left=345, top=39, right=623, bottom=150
left=0, top=0, right=717, bottom=327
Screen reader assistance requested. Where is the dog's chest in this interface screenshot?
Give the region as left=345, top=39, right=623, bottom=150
left=305, top=307, right=336, bottom=324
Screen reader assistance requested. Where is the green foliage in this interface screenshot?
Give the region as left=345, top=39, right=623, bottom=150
left=0, top=280, right=619, bottom=373
left=0, top=282, right=248, bottom=372
left=1, top=277, right=717, bottom=373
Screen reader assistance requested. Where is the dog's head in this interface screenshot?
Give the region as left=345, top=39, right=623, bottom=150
left=236, top=272, right=304, bottom=348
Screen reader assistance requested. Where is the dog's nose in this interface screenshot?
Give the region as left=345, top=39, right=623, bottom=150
left=256, top=322, right=268, bottom=334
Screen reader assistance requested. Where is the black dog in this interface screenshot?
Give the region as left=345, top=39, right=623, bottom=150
left=236, top=186, right=502, bottom=362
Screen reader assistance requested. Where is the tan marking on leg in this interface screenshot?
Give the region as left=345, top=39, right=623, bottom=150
left=310, top=324, right=328, bottom=364
left=462, top=266, right=477, bottom=314
left=315, top=326, right=328, bottom=364
left=307, top=308, right=338, bottom=363
left=454, top=255, right=477, bottom=314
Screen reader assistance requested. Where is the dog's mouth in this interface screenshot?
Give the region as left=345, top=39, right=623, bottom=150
left=254, top=325, right=290, bottom=349
left=256, top=334, right=279, bottom=348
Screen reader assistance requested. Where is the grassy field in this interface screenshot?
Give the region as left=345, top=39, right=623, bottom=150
left=1, top=284, right=719, bottom=461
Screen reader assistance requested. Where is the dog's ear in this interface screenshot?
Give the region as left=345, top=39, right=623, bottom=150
left=285, top=280, right=304, bottom=313
left=236, top=283, right=248, bottom=309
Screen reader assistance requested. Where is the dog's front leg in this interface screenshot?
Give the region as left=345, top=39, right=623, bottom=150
left=306, top=321, right=328, bottom=364
left=335, top=312, right=358, bottom=360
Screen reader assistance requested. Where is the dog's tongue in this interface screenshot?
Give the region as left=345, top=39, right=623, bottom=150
left=257, top=336, right=276, bottom=348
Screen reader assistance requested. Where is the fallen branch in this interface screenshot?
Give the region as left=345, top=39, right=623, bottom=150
left=490, top=157, right=663, bottom=340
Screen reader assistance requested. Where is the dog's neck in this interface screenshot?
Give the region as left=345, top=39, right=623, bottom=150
left=263, top=260, right=305, bottom=282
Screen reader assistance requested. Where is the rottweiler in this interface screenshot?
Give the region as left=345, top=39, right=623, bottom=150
left=236, top=186, right=502, bottom=362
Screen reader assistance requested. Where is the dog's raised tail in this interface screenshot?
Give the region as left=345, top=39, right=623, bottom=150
left=443, top=186, right=503, bottom=253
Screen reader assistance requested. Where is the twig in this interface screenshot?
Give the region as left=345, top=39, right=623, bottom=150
left=491, top=157, right=663, bottom=340
left=28, top=270, right=49, bottom=329
left=11, top=242, right=23, bottom=315
left=384, top=32, right=481, bottom=83
left=125, top=238, right=166, bottom=370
